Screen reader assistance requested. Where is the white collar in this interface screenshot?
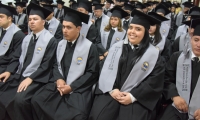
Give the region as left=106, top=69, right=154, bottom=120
left=191, top=51, right=200, bottom=61
left=46, top=19, right=52, bottom=24
left=149, top=35, right=155, bottom=38
left=3, top=25, right=11, bottom=31
left=112, top=27, right=117, bottom=31
left=32, top=29, right=45, bottom=39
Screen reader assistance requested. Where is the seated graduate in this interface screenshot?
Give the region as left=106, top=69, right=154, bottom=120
left=88, top=9, right=165, bottom=120
left=96, top=6, right=129, bottom=60
left=148, top=12, right=172, bottom=63
left=14, top=2, right=28, bottom=34
left=159, top=18, right=200, bottom=120
left=0, top=4, right=25, bottom=74
left=0, top=3, right=57, bottom=120
left=42, top=4, right=63, bottom=40
left=122, top=3, right=134, bottom=32
left=76, top=0, right=99, bottom=44
left=31, top=7, right=99, bottom=120
left=54, top=0, right=65, bottom=22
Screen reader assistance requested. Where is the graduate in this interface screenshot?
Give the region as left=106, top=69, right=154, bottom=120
left=89, top=9, right=165, bottom=120
left=43, top=4, right=63, bottom=40
left=122, top=3, right=134, bottom=31
left=103, top=0, right=113, bottom=15
left=14, top=2, right=28, bottom=34
left=96, top=6, right=129, bottom=60
left=54, top=0, right=65, bottom=22
left=159, top=18, right=200, bottom=120
left=76, top=0, right=98, bottom=44
left=0, top=4, right=25, bottom=74
left=0, top=4, right=25, bottom=120
left=0, top=3, right=57, bottom=120
left=148, top=12, right=172, bottom=63
left=176, top=1, right=193, bottom=27
left=135, top=2, right=146, bottom=12
left=93, top=3, right=110, bottom=33
left=31, top=7, right=99, bottom=120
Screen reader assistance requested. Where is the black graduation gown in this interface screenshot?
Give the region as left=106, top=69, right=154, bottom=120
left=31, top=40, right=99, bottom=120
left=18, top=15, right=28, bottom=34
left=0, top=30, right=25, bottom=74
left=95, top=17, right=102, bottom=34
left=45, top=22, right=63, bottom=40
left=159, top=52, right=200, bottom=120
left=0, top=35, right=57, bottom=120
left=160, top=39, right=172, bottom=63
left=89, top=44, right=165, bottom=120
left=172, top=36, right=180, bottom=53
left=86, top=24, right=99, bottom=44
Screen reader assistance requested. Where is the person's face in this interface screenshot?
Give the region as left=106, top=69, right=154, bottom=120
left=115, top=2, right=120, bottom=5
left=191, top=35, right=200, bottom=56
left=153, top=4, right=156, bottom=8
left=143, top=8, right=148, bottom=13
left=149, top=24, right=156, bottom=35
left=62, top=21, right=81, bottom=41
left=57, top=4, right=63, bottom=9
left=184, top=7, right=190, bottom=13
left=0, top=14, right=11, bottom=28
left=171, top=7, right=175, bottom=12
left=105, top=2, right=111, bottom=9
left=188, top=27, right=194, bottom=37
left=28, top=15, right=45, bottom=33
left=127, top=24, right=145, bottom=45
left=94, top=9, right=103, bottom=18
left=110, top=17, right=119, bottom=28
left=16, top=6, right=24, bottom=13
left=77, top=7, right=88, bottom=14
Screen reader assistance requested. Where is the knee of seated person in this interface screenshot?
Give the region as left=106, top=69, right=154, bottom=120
left=14, top=93, right=28, bottom=105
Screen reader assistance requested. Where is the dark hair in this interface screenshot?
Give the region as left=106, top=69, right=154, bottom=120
left=153, top=24, right=162, bottom=45
left=120, top=28, right=150, bottom=66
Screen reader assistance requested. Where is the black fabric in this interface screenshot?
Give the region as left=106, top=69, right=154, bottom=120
left=0, top=30, right=7, bottom=43
left=123, top=20, right=129, bottom=31
left=86, top=24, right=98, bottom=44
left=44, top=22, right=50, bottom=29
left=106, top=29, right=115, bottom=50
left=95, top=17, right=102, bottom=33
left=17, top=14, right=21, bottom=23
left=55, top=9, right=60, bottom=18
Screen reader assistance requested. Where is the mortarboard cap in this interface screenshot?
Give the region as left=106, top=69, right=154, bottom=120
left=0, top=4, right=17, bottom=16
left=63, top=7, right=89, bottom=26
left=123, top=3, right=135, bottom=11
left=27, top=2, right=52, bottom=19
left=71, top=2, right=78, bottom=10
left=182, top=1, right=193, bottom=8
left=92, top=0, right=100, bottom=5
left=69, top=0, right=75, bottom=3
left=93, top=3, right=104, bottom=10
left=57, top=0, right=65, bottom=5
left=15, top=2, right=26, bottom=7
left=155, top=3, right=170, bottom=16
left=135, top=2, right=146, bottom=9
left=148, top=12, right=169, bottom=25
left=77, top=0, right=92, bottom=12
left=130, top=9, right=161, bottom=29
left=144, top=3, right=151, bottom=7
left=42, top=4, right=54, bottom=12
left=110, top=6, right=129, bottom=18
left=188, top=6, right=200, bottom=16
left=106, top=0, right=114, bottom=4
left=31, top=0, right=40, bottom=5
left=171, top=4, right=177, bottom=8
left=183, top=18, right=200, bottom=36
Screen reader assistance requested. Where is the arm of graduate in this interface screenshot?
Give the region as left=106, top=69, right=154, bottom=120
left=172, top=37, right=180, bottom=54
left=54, top=23, right=63, bottom=40
left=70, top=44, right=99, bottom=93
left=96, top=34, right=107, bottom=56
left=86, top=24, right=98, bottom=44
left=28, top=38, right=58, bottom=83
left=0, top=31, right=25, bottom=65
left=162, top=52, right=182, bottom=101
left=130, top=56, right=165, bottom=111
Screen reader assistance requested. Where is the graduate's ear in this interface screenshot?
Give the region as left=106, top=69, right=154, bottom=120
left=42, top=19, right=45, bottom=26
left=7, top=16, right=12, bottom=22
left=76, top=26, right=81, bottom=32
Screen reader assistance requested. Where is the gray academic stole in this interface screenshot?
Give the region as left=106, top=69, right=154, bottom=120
left=100, top=14, right=110, bottom=33
left=56, top=35, right=92, bottom=85
left=175, top=25, right=188, bottom=40
left=156, top=31, right=167, bottom=52
left=0, top=23, right=20, bottom=56
left=179, top=33, right=191, bottom=51
left=176, top=11, right=184, bottom=26
left=101, top=29, right=126, bottom=49
left=80, top=20, right=92, bottom=38
left=48, top=17, right=60, bottom=35
left=15, top=13, right=26, bottom=25
left=16, top=29, right=53, bottom=77
left=99, top=39, right=159, bottom=93
left=54, top=8, right=64, bottom=19
left=173, top=49, right=200, bottom=119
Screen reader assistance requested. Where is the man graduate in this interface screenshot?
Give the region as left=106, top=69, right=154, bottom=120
left=43, top=4, right=63, bottom=40
left=159, top=18, right=200, bottom=120
left=54, top=0, right=65, bottom=22
left=0, top=3, right=57, bottom=120
left=0, top=4, right=25, bottom=74
left=31, top=7, right=99, bottom=120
